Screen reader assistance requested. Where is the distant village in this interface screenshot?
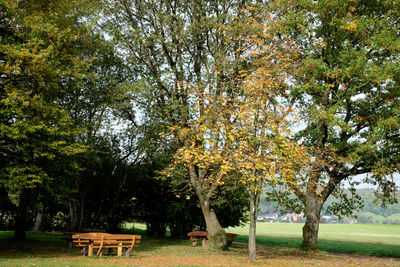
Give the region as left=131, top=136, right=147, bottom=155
left=257, top=213, right=358, bottom=224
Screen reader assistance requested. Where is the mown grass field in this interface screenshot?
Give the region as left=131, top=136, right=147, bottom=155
left=228, top=222, right=400, bottom=258
left=0, top=223, right=398, bottom=266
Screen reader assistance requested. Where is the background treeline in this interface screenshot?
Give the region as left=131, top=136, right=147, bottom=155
left=260, top=188, right=400, bottom=224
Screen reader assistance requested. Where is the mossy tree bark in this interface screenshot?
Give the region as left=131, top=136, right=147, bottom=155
left=189, top=166, right=227, bottom=250
left=302, top=195, right=322, bottom=250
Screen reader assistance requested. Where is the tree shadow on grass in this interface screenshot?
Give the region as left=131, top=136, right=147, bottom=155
left=235, top=235, right=400, bottom=258
left=0, top=232, right=73, bottom=258
left=1, top=231, right=398, bottom=261
left=0, top=231, right=192, bottom=259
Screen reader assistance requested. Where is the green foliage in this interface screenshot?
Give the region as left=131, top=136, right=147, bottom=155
left=267, top=0, right=400, bottom=248
left=279, top=0, right=400, bottom=183
left=384, top=213, right=400, bottom=224
left=131, top=156, right=248, bottom=238
left=0, top=0, right=91, bottom=194
left=326, top=185, right=364, bottom=219
left=265, top=190, right=304, bottom=214
left=356, top=212, right=385, bottom=224
left=0, top=0, right=122, bottom=235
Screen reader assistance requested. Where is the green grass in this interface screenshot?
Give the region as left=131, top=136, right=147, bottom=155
left=0, top=229, right=398, bottom=267
left=0, top=230, right=191, bottom=267
left=0, top=224, right=399, bottom=266
left=228, top=222, right=400, bottom=257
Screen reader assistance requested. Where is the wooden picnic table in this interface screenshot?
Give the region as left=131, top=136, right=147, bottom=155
left=187, top=231, right=238, bottom=247
left=187, top=231, right=208, bottom=246
left=72, top=233, right=141, bottom=257
left=72, top=232, right=111, bottom=256
left=63, top=229, right=105, bottom=248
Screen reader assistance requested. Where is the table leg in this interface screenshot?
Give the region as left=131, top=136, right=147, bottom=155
left=81, top=247, right=86, bottom=256
left=88, top=244, right=93, bottom=256
left=117, top=243, right=122, bottom=256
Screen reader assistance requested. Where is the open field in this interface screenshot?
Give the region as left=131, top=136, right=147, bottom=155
left=0, top=224, right=399, bottom=266
left=228, top=223, right=400, bottom=258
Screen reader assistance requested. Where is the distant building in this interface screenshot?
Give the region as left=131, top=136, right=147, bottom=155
left=257, top=216, right=265, bottom=222
left=281, top=213, right=304, bottom=223
left=257, top=213, right=279, bottom=222
left=264, top=213, right=278, bottom=219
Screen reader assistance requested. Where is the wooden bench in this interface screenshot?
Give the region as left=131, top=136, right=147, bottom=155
left=65, top=229, right=106, bottom=248
left=90, top=234, right=141, bottom=257
left=72, top=232, right=111, bottom=256
left=187, top=231, right=208, bottom=246
left=187, top=231, right=238, bottom=247
left=225, top=232, right=238, bottom=246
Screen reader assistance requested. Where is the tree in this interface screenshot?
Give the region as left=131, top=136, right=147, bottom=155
left=0, top=0, right=133, bottom=234
left=0, top=0, right=101, bottom=238
left=270, top=0, right=400, bottom=250
left=228, top=13, right=308, bottom=259
left=101, top=0, right=253, bottom=250
left=57, top=38, right=131, bottom=232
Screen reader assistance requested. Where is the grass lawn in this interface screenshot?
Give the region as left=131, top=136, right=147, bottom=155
left=0, top=224, right=398, bottom=266
left=228, top=222, right=400, bottom=258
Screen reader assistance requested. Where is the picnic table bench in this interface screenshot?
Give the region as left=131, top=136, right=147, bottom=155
left=187, top=231, right=238, bottom=247
left=72, top=233, right=141, bottom=257
left=63, top=229, right=105, bottom=248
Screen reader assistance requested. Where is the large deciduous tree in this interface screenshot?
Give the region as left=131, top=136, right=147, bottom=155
left=270, top=0, right=400, bottom=250
left=102, top=0, right=253, bottom=250
left=0, top=0, right=103, bottom=238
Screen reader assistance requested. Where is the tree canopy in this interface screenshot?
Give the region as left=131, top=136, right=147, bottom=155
left=0, top=0, right=399, bottom=259
left=267, top=0, right=400, bottom=250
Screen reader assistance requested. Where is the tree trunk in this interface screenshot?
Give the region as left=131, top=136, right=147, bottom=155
left=79, top=196, right=84, bottom=230
left=33, top=211, right=43, bottom=232
left=69, top=200, right=79, bottom=231
left=108, top=169, right=127, bottom=220
left=248, top=189, right=260, bottom=261
left=33, top=198, right=43, bottom=232
left=302, top=195, right=322, bottom=250
left=198, top=196, right=227, bottom=250
left=189, top=165, right=227, bottom=250
left=14, top=190, right=30, bottom=239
